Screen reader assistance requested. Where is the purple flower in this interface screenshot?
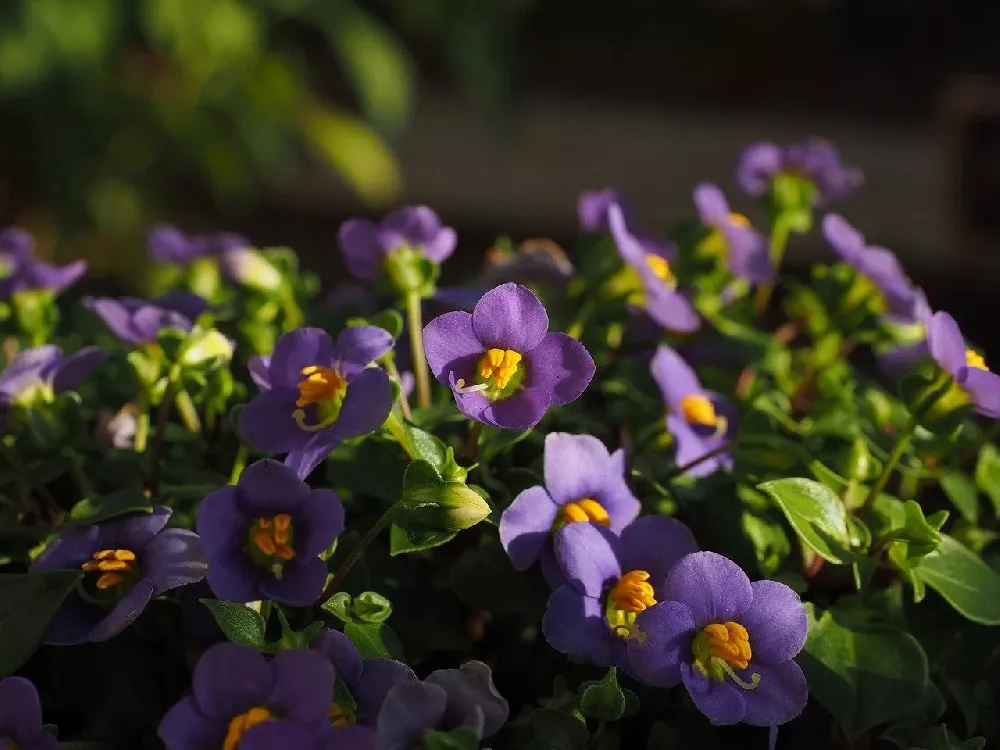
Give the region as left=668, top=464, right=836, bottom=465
left=197, top=459, right=345, bottom=606
left=339, top=206, right=457, bottom=283
left=651, top=345, right=735, bottom=477
left=693, top=183, right=773, bottom=284
left=608, top=205, right=700, bottom=334
left=376, top=661, right=508, bottom=750
left=148, top=225, right=282, bottom=291
left=627, top=552, right=808, bottom=727
left=0, top=228, right=86, bottom=299
left=542, top=516, right=698, bottom=670
left=85, top=292, right=209, bottom=346
left=736, top=139, right=862, bottom=206
left=0, top=677, right=58, bottom=750
left=579, top=188, right=634, bottom=233
left=926, top=311, right=1000, bottom=418
left=311, top=628, right=416, bottom=726
left=30, top=507, right=206, bottom=644
left=499, top=432, right=640, bottom=584
left=0, top=344, right=105, bottom=431
left=158, top=642, right=366, bottom=749
left=239, top=327, right=394, bottom=480
left=822, top=214, right=924, bottom=323
left=423, top=283, right=594, bottom=430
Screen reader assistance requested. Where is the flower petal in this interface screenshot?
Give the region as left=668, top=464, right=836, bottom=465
left=0, top=676, right=43, bottom=741
left=334, top=325, right=394, bottom=375
left=204, top=549, right=260, bottom=604
left=927, top=311, right=966, bottom=375
left=471, top=282, right=548, bottom=353
left=329, top=367, right=393, bottom=441
left=285, top=432, right=340, bottom=481
left=554, top=522, right=621, bottom=597
left=238, top=389, right=304, bottom=454
left=740, top=580, right=808, bottom=664
left=664, top=551, right=752, bottom=627
left=499, top=485, right=558, bottom=571
left=723, top=224, right=772, bottom=284
left=821, top=213, right=865, bottom=263
left=142, top=529, right=207, bottom=594
left=693, top=183, right=730, bottom=227
left=643, top=285, right=700, bottom=333
left=608, top=203, right=646, bottom=268
left=353, top=659, right=416, bottom=726
left=258, top=557, right=328, bottom=606
left=267, top=649, right=334, bottom=722
left=619, top=516, right=699, bottom=593
left=311, top=628, right=363, bottom=686
left=30, top=525, right=100, bottom=571
left=627, top=600, right=696, bottom=687
left=425, top=661, right=509, bottom=738
left=680, top=663, right=746, bottom=725
left=196, top=487, right=249, bottom=560
left=236, top=459, right=310, bottom=516
left=525, top=333, right=595, bottom=408
left=296, top=488, right=345, bottom=557
left=484, top=386, right=551, bottom=431
left=241, top=721, right=332, bottom=750
left=422, top=226, right=457, bottom=264
left=423, top=311, right=482, bottom=383
left=42, top=592, right=103, bottom=646
left=542, top=432, right=612, bottom=505
left=90, top=578, right=156, bottom=641
left=959, top=367, right=1000, bottom=418
left=248, top=355, right=271, bottom=391
left=157, top=696, right=226, bottom=750
left=740, top=659, right=808, bottom=727
left=0, top=345, right=62, bottom=396
left=269, top=328, right=336, bottom=390
left=51, top=346, right=105, bottom=394
left=101, top=506, right=172, bottom=551
left=377, top=681, right=448, bottom=750
left=578, top=188, right=625, bottom=232
left=650, top=345, right=702, bottom=413
left=736, top=141, right=782, bottom=195
left=339, top=218, right=385, bottom=282
left=193, top=643, right=273, bottom=719
left=542, top=585, right=614, bottom=667
left=666, top=414, right=730, bottom=478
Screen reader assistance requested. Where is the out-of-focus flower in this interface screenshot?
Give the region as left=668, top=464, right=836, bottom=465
left=0, top=228, right=86, bottom=299
left=736, top=139, right=862, bottom=206
left=0, top=677, right=58, bottom=750
left=627, top=552, right=808, bottom=727
left=197, top=459, right=344, bottom=606
left=542, top=517, right=697, bottom=669
left=926, top=311, right=1000, bottom=418
left=30, top=507, right=206, bottom=644
left=85, top=293, right=209, bottom=346
left=484, top=238, right=575, bottom=290
left=339, top=206, right=456, bottom=284
left=240, top=327, right=394, bottom=479
left=423, top=283, right=594, bottom=430
left=148, top=225, right=282, bottom=292
left=651, top=345, right=735, bottom=476
left=693, top=183, right=772, bottom=284
left=0, top=344, right=104, bottom=430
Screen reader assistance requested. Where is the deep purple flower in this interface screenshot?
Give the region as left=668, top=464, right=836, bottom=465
left=339, top=206, right=457, bottom=283
left=148, top=225, right=282, bottom=291
left=736, top=139, right=862, bottom=206
left=651, top=345, right=735, bottom=477
left=926, top=311, right=1000, bottom=418
left=423, top=282, right=594, bottom=430
left=311, top=629, right=416, bottom=726
left=158, top=642, right=366, bottom=749
left=197, top=459, right=344, bottom=606
left=240, top=327, right=394, bottom=480
left=85, top=292, right=209, bottom=346
left=499, top=432, right=640, bottom=584
left=627, top=552, right=808, bottom=727
left=693, top=183, right=772, bottom=284
left=542, top=517, right=698, bottom=670
left=376, top=661, right=508, bottom=750
left=579, top=188, right=634, bottom=234
left=30, top=507, right=206, bottom=644
left=0, top=228, right=86, bottom=299
left=608, top=205, right=700, bottom=334
left=0, top=677, right=58, bottom=750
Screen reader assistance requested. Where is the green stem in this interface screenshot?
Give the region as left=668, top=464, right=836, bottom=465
left=667, top=441, right=731, bottom=479
left=134, top=396, right=151, bottom=453
left=319, top=503, right=400, bottom=603
left=229, top=444, right=249, bottom=485
left=753, top=212, right=793, bottom=317
left=280, top=284, right=304, bottom=331
left=175, top=389, right=202, bottom=433
left=384, top=356, right=412, bottom=421
left=406, top=291, right=432, bottom=410
left=146, top=367, right=182, bottom=499
left=464, top=421, right=485, bottom=461
left=384, top=410, right=413, bottom=459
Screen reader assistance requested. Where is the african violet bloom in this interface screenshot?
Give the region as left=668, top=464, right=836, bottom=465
left=312, top=628, right=415, bottom=727
left=376, top=661, right=509, bottom=750
left=0, top=677, right=57, bottom=750
left=627, top=552, right=808, bottom=727
left=158, top=642, right=369, bottom=749
left=542, top=516, right=698, bottom=669
left=240, top=326, right=394, bottom=479
left=339, top=205, right=456, bottom=284
left=652, top=345, right=735, bottom=477
left=608, top=205, right=700, bottom=334
left=423, top=282, right=594, bottom=430
left=148, top=224, right=282, bottom=291
left=736, top=138, right=862, bottom=206
left=693, top=183, right=772, bottom=284
left=85, top=292, right=209, bottom=346
left=30, top=507, right=206, bottom=644
left=0, top=228, right=86, bottom=299
left=926, top=311, right=1000, bottom=418
left=197, top=459, right=345, bottom=606
left=499, top=432, right=640, bottom=583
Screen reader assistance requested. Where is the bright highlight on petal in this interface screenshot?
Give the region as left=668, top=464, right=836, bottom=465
left=223, top=706, right=273, bottom=750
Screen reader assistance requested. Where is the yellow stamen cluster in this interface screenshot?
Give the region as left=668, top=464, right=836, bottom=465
left=296, top=365, right=345, bottom=408
left=645, top=255, right=674, bottom=285
left=478, top=348, right=522, bottom=390
left=250, top=515, right=295, bottom=561
left=81, top=549, right=136, bottom=590
left=561, top=498, right=611, bottom=526
left=608, top=570, right=656, bottom=614
left=702, top=621, right=752, bottom=670
left=966, top=349, right=988, bottom=371
left=727, top=213, right=751, bottom=229
left=329, top=703, right=354, bottom=727
left=223, top=706, right=273, bottom=750
left=679, top=394, right=718, bottom=427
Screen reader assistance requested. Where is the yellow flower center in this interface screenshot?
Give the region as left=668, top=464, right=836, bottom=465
left=81, top=548, right=137, bottom=590
left=329, top=702, right=356, bottom=726
left=478, top=348, right=522, bottom=391
left=223, top=706, right=273, bottom=750
left=727, top=212, right=751, bottom=229
left=645, top=255, right=674, bottom=285
left=605, top=569, right=656, bottom=639
left=296, top=365, right=346, bottom=408
left=966, top=349, right=988, bottom=371
left=679, top=394, right=718, bottom=427
left=560, top=498, right=611, bottom=527
left=249, top=514, right=296, bottom=579
left=692, top=621, right=761, bottom=689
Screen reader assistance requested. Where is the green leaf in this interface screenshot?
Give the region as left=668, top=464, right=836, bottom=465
left=450, top=538, right=547, bottom=615
left=579, top=667, right=626, bottom=721
left=525, top=709, right=589, bottom=750
left=758, top=478, right=856, bottom=564
left=388, top=524, right=455, bottom=556
left=322, top=592, right=353, bottom=623
left=352, top=591, right=393, bottom=624
left=799, top=603, right=929, bottom=742
left=348, top=309, right=404, bottom=340
left=0, top=571, right=82, bottom=676
left=940, top=470, right=980, bottom=524
left=69, top=487, right=152, bottom=526
left=344, top=620, right=404, bottom=660
left=421, top=728, right=480, bottom=750
left=199, top=599, right=267, bottom=647
left=912, top=534, right=1000, bottom=624
left=974, top=443, right=1000, bottom=517
left=399, top=460, right=490, bottom=534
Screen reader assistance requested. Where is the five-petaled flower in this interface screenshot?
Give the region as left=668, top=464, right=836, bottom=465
left=736, top=139, right=862, bottom=207
left=926, top=310, right=1000, bottom=418
left=0, top=677, right=58, bottom=750
left=30, top=507, right=206, bottom=644
left=693, top=183, right=773, bottom=284
left=339, top=205, right=457, bottom=284
left=627, top=551, right=808, bottom=727
left=86, top=292, right=209, bottom=346
left=499, top=432, right=640, bottom=586
left=542, top=516, right=698, bottom=670
left=423, top=282, right=594, bottom=430
left=240, top=326, right=395, bottom=479
left=197, top=459, right=345, bottom=606
left=148, top=224, right=282, bottom=291
left=651, top=345, right=735, bottom=477
left=0, top=228, right=86, bottom=299
left=376, top=661, right=509, bottom=750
